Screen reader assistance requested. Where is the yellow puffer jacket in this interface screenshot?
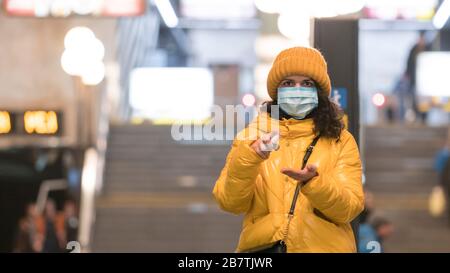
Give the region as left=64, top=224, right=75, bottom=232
left=213, top=112, right=364, bottom=253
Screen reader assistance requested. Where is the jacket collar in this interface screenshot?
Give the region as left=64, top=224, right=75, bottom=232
left=249, top=111, right=316, bottom=139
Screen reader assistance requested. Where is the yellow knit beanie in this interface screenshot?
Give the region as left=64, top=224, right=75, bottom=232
left=267, top=46, right=331, bottom=100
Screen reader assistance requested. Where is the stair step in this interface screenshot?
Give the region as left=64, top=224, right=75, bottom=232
left=93, top=207, right=242, bottom=252
left=94, top=124, right=240, bottom=251
left=364, top=171, right=438, bottom=192
left=93, top=123, right=449, bottom=252
left=361, top=125, right=449, bottom=252
left=364, top=157, right=434, bottom=171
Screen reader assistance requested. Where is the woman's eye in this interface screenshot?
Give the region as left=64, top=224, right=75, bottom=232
left=282, top=81, right=293, bottom=87
left=302, top=81, right=314, bottom=87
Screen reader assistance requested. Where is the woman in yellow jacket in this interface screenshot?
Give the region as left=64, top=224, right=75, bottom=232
left=213, top=47, right=364, bottom=253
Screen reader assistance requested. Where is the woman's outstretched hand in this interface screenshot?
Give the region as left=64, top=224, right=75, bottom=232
left=250, top=131, right=279, bottom=159
left=281, top=164, right=318, bottom=184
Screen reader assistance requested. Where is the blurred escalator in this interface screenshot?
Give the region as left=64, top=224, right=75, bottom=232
left=92, top=124, right=242, bottom=252
left=364, top=124, right=450, bottom=252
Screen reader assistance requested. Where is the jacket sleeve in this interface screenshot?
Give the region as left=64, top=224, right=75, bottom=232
left=212, top=138, right=266, bottom=215
left=301, top=131, right=364, bottom=224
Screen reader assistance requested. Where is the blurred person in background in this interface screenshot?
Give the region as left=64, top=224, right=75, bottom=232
left=358, top=190, right=378, bottom=253
left=359, top=190, right=375, bottom=224
left=444, top=158, right=450, bottom=226
left=403, top=31, right=431, bottom=124
left=384, top=95, right=398, bottom=123
left=13, top=219, right=32, bottom=253
left=63, top=150, right=81, bottom=192
left=433, top=128, right=450, bottom=224
left=13, top=203, right=41, bottom=253
left=358, top=221, right=377, bottom=253
left=393, top=74, right=410, bottom=123
left=359, top=217, right=393, bottom=253
left=36, top=199, right=65, bottom=253
left=62, top=199, right=79, bottom=246
left=213, top=47, right=364, bottom=253
left=371, top=217, right=394, bottom=253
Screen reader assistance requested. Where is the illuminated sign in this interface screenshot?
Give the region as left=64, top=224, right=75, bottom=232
left=3, top=0, right=146, bottom=17
left=364, top=0, right=437, bottom=20
left=180, top=0, right=256, bottom=19
left=0, top=110, right=62, bottom=135
left=24, top=111, right=59, bottom=134
left=0, top=111, right=12, bottom=134
left=417, top=52, right=450, bottom=97
left=130, top=68, right=214, bottom=123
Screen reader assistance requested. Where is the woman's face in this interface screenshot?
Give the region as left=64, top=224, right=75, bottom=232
left=278, top=75, right=316, bottom=89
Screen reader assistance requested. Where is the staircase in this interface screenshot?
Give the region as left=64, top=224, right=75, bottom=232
left=363, top=125, right=450, bottom=252
left=93, top=123, right=450, bottom=252
left=92, top=124, right=242, bottom=252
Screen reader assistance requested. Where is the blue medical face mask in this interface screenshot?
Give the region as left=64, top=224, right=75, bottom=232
left=277, top=86, right=319, bottom=119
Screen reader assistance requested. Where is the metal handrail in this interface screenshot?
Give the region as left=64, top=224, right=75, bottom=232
left=78, top=148, right=99, bottom=253
left=77, top=72, right=111, bottom=252
left=36, top=179, right=68, bottom=214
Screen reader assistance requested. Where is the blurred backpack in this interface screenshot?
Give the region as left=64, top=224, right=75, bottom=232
left=429, top=185, right=446, bottom=217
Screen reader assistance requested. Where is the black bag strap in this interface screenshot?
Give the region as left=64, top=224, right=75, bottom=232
left=288, top=135, right=321, bottom=216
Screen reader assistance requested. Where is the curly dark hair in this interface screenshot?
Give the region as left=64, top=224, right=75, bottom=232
left=263, top=88, right=344, bottom=140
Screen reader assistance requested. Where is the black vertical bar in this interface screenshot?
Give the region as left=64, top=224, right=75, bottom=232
left=313, top=18, right=361, bottom=250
